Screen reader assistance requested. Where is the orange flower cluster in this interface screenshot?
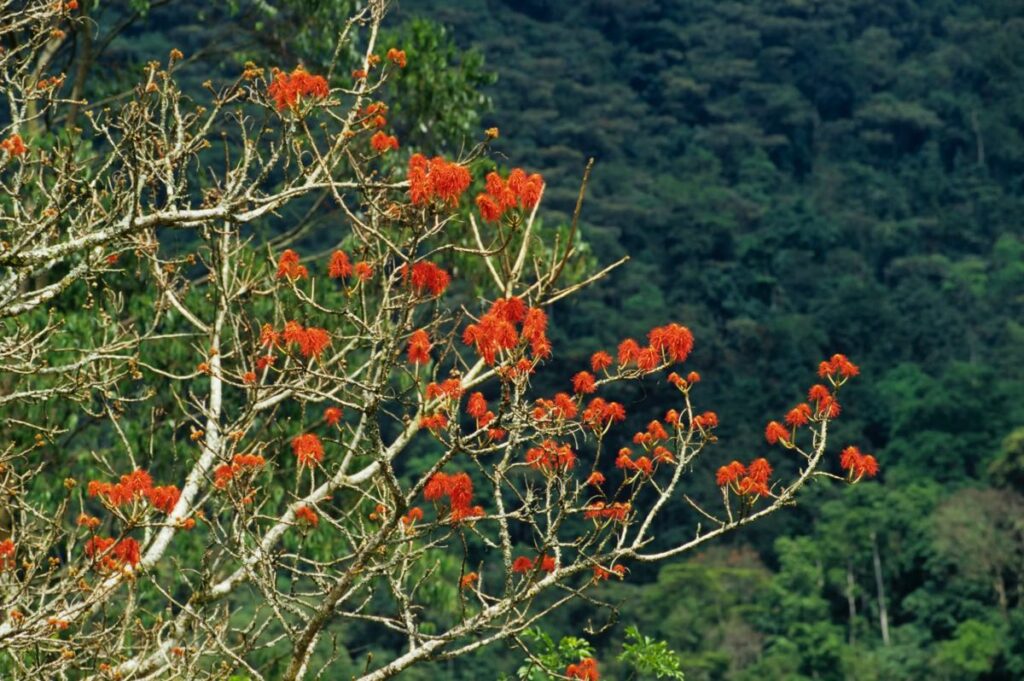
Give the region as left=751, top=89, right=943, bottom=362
left=692, top=411, right=719, bottom=430
left=84, top=536, right=140, bottom=570
left=0, top=539, right=14, bottom=570
left=566, top=657, right=600, bottom=681
left=785, top=403, right=812, bottom=427
left=819, top=353, right=859, bottom=381
left=292, top=433, right=324, bottom=468
left=87, top=470, right=180, bottom=514
left=423, top=471, right=484, bottom=522
left=593, top=564, right=627, bottom=581
left=465, top=391, right=505, bottom=440
left=282, top=321, right=331, bottom=359
left=764, top=420, right=790, bottom=445
left=840, top=446, right=879, bottom=480
left=214, top=454, right=266, bottom=489
left=459, top=572, right=478, bottom=589
left=583, top=501, right=631, bottom=522
left=581, top=397, right=627, bottom=431
left=295, top=506, right=319, bottom=528
left=420, top=413, right=449, bottom=433
left=370, top=130, right=399, bottom=152
left=408, top=154, right=471, bottom=206
left=276, top=249, right=308, bottom=280
left=401, top=261, right=451, bottom=297
left=324, top=406, right=343, bottom=426
left=463, top=297, right=551, bottom=364
left=426, top=378, right=463, bottom=401
left=572, top=371, right=597, bottom=394
left=668, top=370, right=701, bottom=389
left=525, top=440, right=576, bottom=472
left=401, top=507, right=424, bottom=526
left=532, top=393, right=578, bottom=421
left=475, top=168, right=544, bottom=222
left=615, top=448, right=653, bottom=476
left=591, top=351, right=613, bottom=373
left=511, top=554, right=556, bottom=574
left=1, top=134, right=27, bottom=157
left=632, top=419, right=668, bottom=446
left=716, top=458, right=773, bottom=497
left=611, top=323, right=693, bottom=373
left=586, top=471, right=606, bottom=486
left=386, top=47, right=407, bottom=68
left=407, top=329, right=431, bottom=365
left=808, top=383, right=841, bottom=419
left=267, top=67, right=329, bottom=111
left=328, top=250, right=352, bottom=279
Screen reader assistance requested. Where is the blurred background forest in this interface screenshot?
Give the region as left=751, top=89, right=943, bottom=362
left=14, top=0, right=1024, bottom=678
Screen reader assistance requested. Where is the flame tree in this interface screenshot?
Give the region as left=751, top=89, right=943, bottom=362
left=0, top=1, right=877, bottom=678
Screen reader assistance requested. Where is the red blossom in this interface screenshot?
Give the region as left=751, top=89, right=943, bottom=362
left=525, top=440, right=576, bottom=473
left=292, top=433, right=324, bottom=468
left=512, top=556, right=534, bottom=574
left=785, top=403, right=812, bottom=427
left=328, top=250, right=352, bottom=279
left=716, top=461, right=746, bottom=487
left=402, top=261, right=451, bottom=297
left=370, top=131, right=399, bottom=152
left=572, top=371, right=597, bottom=395
left=407, top=329, right=431, bottom=365
left=840, top=446, right=880, bottom=480
left=566, top=657, right=600, bottom=681
left=590, top=351, right=613, bottom=373
left=648, top=323, right=694, bottom=363
left=617, top=338, right=641, bottom=366
left=295, top=506, right=319, bottom=528
left=275, top=249, right=308, bottom=280
left=764, top=420, right=790, bottom=445
left=407, top=154, right=471, bottom=206
left=324, top=407, right=343, bottom=426
left=1, top=134, right=27, bottom=157
left=268, top=67, right=328, bottom=111
left=386, top=48, right=407, bottom=68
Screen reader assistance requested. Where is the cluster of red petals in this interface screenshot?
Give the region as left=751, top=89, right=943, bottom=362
left=764, top=420, right=790, bottom=445
left=533, top=393, right=578, bottom=421
left=511, top=553, right=556, bottom=575
left=475, top=168, right=544, bottom=222
left=465, top=391, right=503, bottom=439
left=785, top=403, right=812, bottom=427
left=281, top=321, right=331, bottom=359
left=593, top=564, right=627, bottom=581
left=294, top=506, right=319, bottom=527
left=526, top=439, right=576, bottom=472
left=584, top=501, right=631, bottom=522
left=808, top=384, right=842, bottom=419
left=1, top=134, right=27, bottom=157
left=459, top=572, right=478, bottom=589
left=614, top=324, right=694, bottom=373
left=87, top=470, right=179, bottom=514
left=407, top=329, right=431, bottom=365
left=420, top=413, right=449, bottom=433
left=668, top=370, right=701, bottom=388
left=717, top=458, right=773, bottom=497
left=591, top=351, right=613, bottom=373
left=401, top=261, right=451, bottom=297
left=616, top=448, right=654, bottom=476
left=819, top=353, right=860, bottom=380
left=324, top=406, right=343, bottom=426
left=328, top=250, right=352, bottom=279
left=214, top=454, right=266, bottom=489
left=401, top=507, right=424, bottom=526
left=426, top=378, right=463, bottom=401
left=423, top=471, right=484, bottom=522
left=386, top=48, right=407, bottom=68
left=370, top=131, right=399, bottom=152
left=84, top=536, right=140, bottom=570
left=353, top=261, right=374, bottom=281
left=276, top=249, right=309, bottom=280
left=586, top=471, right=606, bottom=486
left=581, top=397, right=626, bottom=431
left=408, top=154, right=471, bottom=206
left=692, top=411, right=719, bottom=430
left=268, top=67, right=329, bottom=111
left=840, top=446, right=880, bottom=480
left=566, top=658, right=600, bottom=681
left=292, top=433, right=324, bottom=468
left=463, top=297, right=550, bottom=364
left=0, top=539, right=15, bottom=569
left=572, top=371, right=597, bottom=395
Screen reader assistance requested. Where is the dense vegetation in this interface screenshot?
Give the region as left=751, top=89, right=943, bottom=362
left=391, top=1, right=1024, bottom=679
left=4, top=0, right=1023, bottom=678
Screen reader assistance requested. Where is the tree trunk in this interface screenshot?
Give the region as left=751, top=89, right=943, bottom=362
left=871, top=531, right=890, bottom=646
left=846, top=561, right=857, bottom=645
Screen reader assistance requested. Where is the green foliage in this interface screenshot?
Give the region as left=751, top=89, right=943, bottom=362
left=618, top=625, right=686, bottom=679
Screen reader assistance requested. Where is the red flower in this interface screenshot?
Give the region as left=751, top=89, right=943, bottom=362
left=295, top=505, right=319, bottom=528
left=476, top=193, right=504, bottom=222
left=572, top=371, right=597, bottom=394
left=370, top=131, right=399, bottom=152
left=0, top=539, right=15, bottom=569
left=653, top=446, right=675, bottom=463
left=297, top=326, right=331, bottom=359
left=840, top=446, right=880, bottom=480
left=420, top=413, right=449, bottom=433
left=525, top=440, right=576, bottom=473
left=747, top=458, right=772, bottom=485
left=324, top=407, right=343, bottom=426
left=276, top=249, right=308, bottom=280
left=407, top=154, right=471, bottom=206
left=459, top=572, right=478, bottom=589
left=808, top=384, right=831, bottom=404
left=785, top=403, right=812, bottom=427
left=764, top=421, right=790, bottom=445
left=268, top=67, right=329, bottom=111
left=716, top=461, right=746, bottom=487
left=521, top=307, right=551, bottom=359
left=328, top=250, right=352, bottom=279
left=566, top=657, right=600, bottom=680
left=401, top=507, right=424, bottom=525
left=292, top=433, right=324, bottom=468
left=687, top=371, right=701, bottom=384
left=402, top=261, right=451, bottom=297
left=0, top=134, right=27, bottom=157
left=407, top=329, right=431, bottom=365
left=512, top=556, right=534, bottom=574
left=692, top=411, right=719, bottom=430
left=466, top=392, right=488, bottom=419
left=353, top=261, right=374, bottom=281
left=386, top=48, right=407, bottom=68
left=636, top=347, right=660, bottom=372
left=540, top=554, right=556, bottom=572
left=819, top=353, right=860, bottom=380
left=145, top=485, right=180, bottom=514
left=617, top=339, right=641, bottom=366
left=648, top=323, right=694, bottom=363
left=591, top=351, right=613, bottom=373
left=581, top=397, right=627, bottom=431
left=586, top=471, right=606, bottom=486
